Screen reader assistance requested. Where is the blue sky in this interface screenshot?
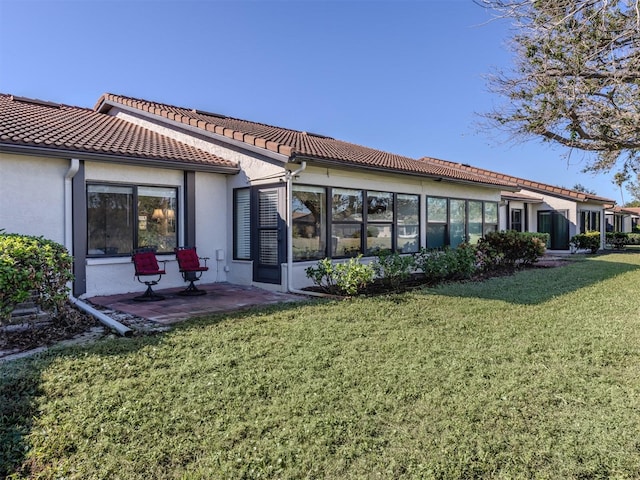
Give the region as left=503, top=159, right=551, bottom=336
left=0, top=0, right=624, bottom=203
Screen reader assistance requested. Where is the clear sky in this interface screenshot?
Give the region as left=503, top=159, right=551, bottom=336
left=0, top=0, right=625, bottom=203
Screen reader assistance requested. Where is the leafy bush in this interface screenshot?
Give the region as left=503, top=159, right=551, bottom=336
left=0, top=233, right=74, bottom=324
left=476, top=230, right=547, bottom=270
left=305, top=255, right=375, bottom=295
left=372, top=250, right=415, bottom=290
left=570, top=232, right=601, bottom=253
left=413, top=245, right=477, bottom=282
left=606, top=232, right=640, bottom=247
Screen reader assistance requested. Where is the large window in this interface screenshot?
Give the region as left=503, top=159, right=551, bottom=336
left=292, top=185, right=327, bottom=261
left=291, top=186, right=420, bottom=260
left=580, top=210, right=601, bottom=233
left=426, top=197, right=499, bottom=248
left=87, top=184, right=177, bottom=256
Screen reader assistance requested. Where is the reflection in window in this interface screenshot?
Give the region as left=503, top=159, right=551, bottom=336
left=332, top=224, right=362, bottom=257
left=292, top=185, right=327, bottom=261
left=397, top=194, right=419, bottom=253
left=450, top=199, right=467, bottom=248
left=366, top=224, right=392, bottom=254
left=427, top=197, right=448, bottom=223
left=468, top=200, right=483, bottom=245
left=367, top=191, right=393, bottom=222
left=332, top=188, right=363, bottom=221
left=87, top=184, right=177, bottom=256
left=484, top=202, right=498, bottom=235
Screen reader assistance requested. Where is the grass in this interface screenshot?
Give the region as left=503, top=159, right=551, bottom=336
left=2, top=252, right=640, bottom=479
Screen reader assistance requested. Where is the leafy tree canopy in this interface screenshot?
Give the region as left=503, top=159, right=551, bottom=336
left=478, top=0, right=640, bottom=176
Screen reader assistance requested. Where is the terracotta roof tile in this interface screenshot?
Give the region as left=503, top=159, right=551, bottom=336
left=0, top=94, right=237, bottom=171
left=422, top=156, right=614, bottom=204
left=96, top=93, right=516, bottom=188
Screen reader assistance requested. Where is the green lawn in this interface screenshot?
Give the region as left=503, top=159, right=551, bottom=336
left=2, top=253, right=640, bottom=479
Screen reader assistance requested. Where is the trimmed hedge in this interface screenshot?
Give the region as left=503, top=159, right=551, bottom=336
left=606, top=232, right=640, bottom=248
left=0, top=233, right=74, bottom=324
left=571, top=232, right=601, bottom=253
left=476, top=230, right=548, bottom=269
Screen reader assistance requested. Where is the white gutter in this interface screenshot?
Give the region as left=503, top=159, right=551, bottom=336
left=284, top=162, right=334, bottom=298
left=68, top=296, right=133, bottom=337
left=64, top=158, right=133, bottom=337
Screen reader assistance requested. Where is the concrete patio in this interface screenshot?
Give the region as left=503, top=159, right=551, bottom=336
left=88, top=283, right=305, bottom=325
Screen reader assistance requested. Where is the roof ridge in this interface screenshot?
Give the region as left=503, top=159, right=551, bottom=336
left=420, top=156, right=614, bottom=203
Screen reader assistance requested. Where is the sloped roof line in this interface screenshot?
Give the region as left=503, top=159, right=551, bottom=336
left=421, top=156, right=615, bottom=204
left=95, top=93, right=517, bottom=189
left=0, top=93, right=239, bottom=173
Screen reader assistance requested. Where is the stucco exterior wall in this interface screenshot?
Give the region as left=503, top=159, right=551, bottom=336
left=83, top=162, right=228, bottom=297
left=0, top=152, right=67, bottom=243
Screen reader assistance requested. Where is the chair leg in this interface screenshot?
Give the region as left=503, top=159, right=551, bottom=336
left=133, top=282, right=165, bottom=302
left=178, top=272, right=206, bottom=296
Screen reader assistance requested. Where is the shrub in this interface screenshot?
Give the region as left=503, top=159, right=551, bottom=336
left=305, top=255, right=375, bottom=295
left=0, top=233, right=74, bottom=324
left=606, top=232, right=629, bottom=249
left=570, top=231, right=601, bottom=253
left=413, top=245, right=477, bottom=282
left=372, top=250, right=415, bottom=290
left=476, top=230, right=547, bottom=270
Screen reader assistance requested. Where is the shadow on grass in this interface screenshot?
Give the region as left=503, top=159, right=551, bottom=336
left=422, top=254, right=640, bottom=305
left=0, top=299, right=317, bottom=478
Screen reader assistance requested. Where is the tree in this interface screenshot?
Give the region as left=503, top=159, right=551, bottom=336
left=572, top=183, right=597, bottom=194
left=478, top=0, right=640, bottom=175
left=613, top=171, right=630, bottom=204
left=626, top=172, right=640, bottom=205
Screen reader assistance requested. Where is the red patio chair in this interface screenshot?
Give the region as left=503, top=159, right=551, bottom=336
left=132, top=248, right=167, bottom=301
left=174, top=246, right=209, bottom=296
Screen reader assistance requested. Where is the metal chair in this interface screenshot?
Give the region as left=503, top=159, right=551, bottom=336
left=132, top=247, right=166, bottom=301
left=174, top=246, right=209, bottom=296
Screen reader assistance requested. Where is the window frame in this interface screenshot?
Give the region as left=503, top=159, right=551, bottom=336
left=86, top=182, right=179, bottom=258
left=233, top=187, right=252, bottom=260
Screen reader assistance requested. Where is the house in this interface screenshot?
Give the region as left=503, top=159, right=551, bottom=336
left=1, top=92, right=518, bottom=298
left=421, top=157, right=616, bottom=251
left=606, top=206, right=640, bottom=233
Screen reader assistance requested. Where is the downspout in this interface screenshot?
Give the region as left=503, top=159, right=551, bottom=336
left=284, top=162, right=331, bottom=298
left=64, top=159, right=133, bottom=337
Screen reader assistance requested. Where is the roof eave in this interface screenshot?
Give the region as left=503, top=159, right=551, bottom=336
left=0, top=143, right=240, bottom=174
left=291, top=155, right=517, bottom=191
left=98, top=98, right=292, bottom=165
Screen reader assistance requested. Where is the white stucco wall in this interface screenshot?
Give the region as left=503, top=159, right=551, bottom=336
left=83, top=162, right=229, bottom=297
left=0, top=152, right=67, bottom=243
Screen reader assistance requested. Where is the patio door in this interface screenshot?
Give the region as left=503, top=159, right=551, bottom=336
left=538, top=210, right=569, bottom=250
left=252, top=185, right=286, bottom=284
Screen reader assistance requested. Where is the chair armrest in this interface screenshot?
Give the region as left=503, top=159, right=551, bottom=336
left=199, top=256, right=210, bottom=268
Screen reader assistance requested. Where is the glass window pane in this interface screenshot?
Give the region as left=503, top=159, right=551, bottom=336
left=292, top=185, right=327, bottom=261
left=367, top=191, right=393, bottom=222
left=397, top=194, right=419, bottom=253
left=450, top=199, right=466, bottom=248
left=366, top=224, right=392, bottom=254
left=468, top=201, right=483, bottom=245
left=426, top=224, right=446, bottom=249
left=427, top=197, right=447, bottom=223
left=234, top=189, right=251, bottom=259
left=331, top=224, right=361, bottom=257
left=87, top=185, right=134, bottom=255
left=484, top=202, right=498, bottom=224
left=138, top=187, right=177, bottom=253
left=332, top=188, right=363, bottom=221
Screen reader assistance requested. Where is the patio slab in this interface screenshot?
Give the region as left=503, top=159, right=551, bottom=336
left=88, top=283, right=305, bottom=325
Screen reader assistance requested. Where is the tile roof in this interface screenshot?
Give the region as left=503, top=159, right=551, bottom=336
left=95, top=93, right=517, bottom=189
left=0, top=94, right=238, bottom=172
left=421, top=156, right=615, bottom=204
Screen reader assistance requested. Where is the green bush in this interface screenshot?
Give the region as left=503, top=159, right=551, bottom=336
left=476, top=230, right=547, bottom=270
left=372, top=250, right=415, bottom=290
left=606, top=232, right=640, bottom=247
left=305, top=255, right=375, bottom=295
left=0, top=233, right=74, bottom=324
left=413, top=245, right=477, bottom=282
left=570, top=231, right=601, bottom=253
